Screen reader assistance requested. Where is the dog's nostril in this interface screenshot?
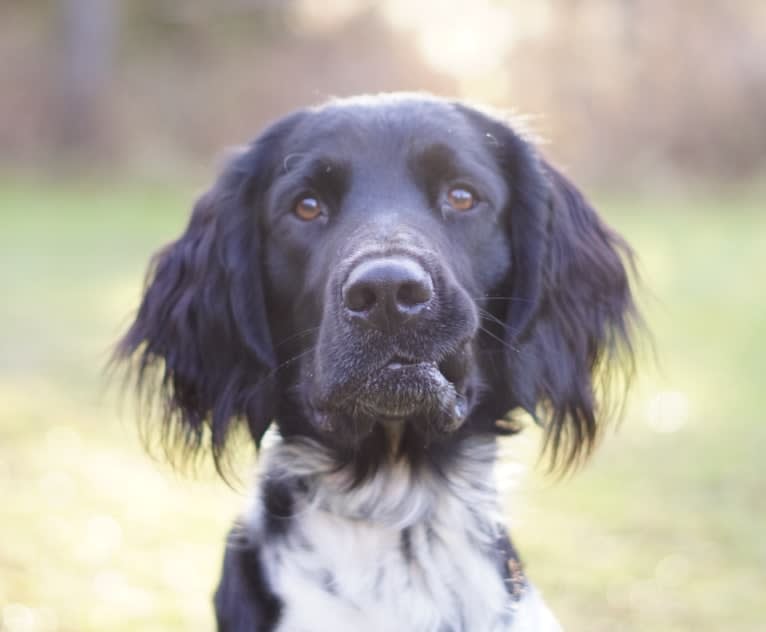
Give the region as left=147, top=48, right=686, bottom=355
left=397, top=279, right=433, bottom=307
left=345, top=284, right=377, bottom=312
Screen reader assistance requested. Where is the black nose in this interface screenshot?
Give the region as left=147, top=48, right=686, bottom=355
left=342, top=257, right=434, bottom=332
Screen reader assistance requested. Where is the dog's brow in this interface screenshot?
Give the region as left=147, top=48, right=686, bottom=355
left=409, top=142, right=461, bottom=184
left=415, top=143, right=457, bottom=171
left=282, top=152, right=306, bottom=173
left=282, top=153, right=348, bottom=176
left=275, top=154, right=351, bottom=205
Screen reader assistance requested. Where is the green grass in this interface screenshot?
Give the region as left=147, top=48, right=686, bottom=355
left=1, top=177, right=764, bottom=631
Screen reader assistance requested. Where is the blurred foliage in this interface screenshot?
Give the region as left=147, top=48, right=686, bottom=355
left=1, top=0, right=766, bottom=183
left=0, top=179, right=764, bottom=630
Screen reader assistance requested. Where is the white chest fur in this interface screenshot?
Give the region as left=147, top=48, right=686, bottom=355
left=246, top=436, right=561, bottom=632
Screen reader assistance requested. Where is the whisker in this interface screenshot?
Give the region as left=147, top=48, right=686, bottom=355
left=477, top=308, right=524, bottom=338
left=469, top=296, right=535, bottom=304
left=478, top=325, right=521, bottom=354
left=269, top=346, right=316, bottom=377
left=274, top=326, right=320, bottom=349
left=477, top=307, right=506, bottom=329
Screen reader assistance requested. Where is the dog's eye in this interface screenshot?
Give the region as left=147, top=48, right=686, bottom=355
left=294, top=196, right=322, bottom=221
left=447, top=186, right=477, bottom=212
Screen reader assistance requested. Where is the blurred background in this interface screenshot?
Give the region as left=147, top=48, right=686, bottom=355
left=1, top=1, right=764, bottom=630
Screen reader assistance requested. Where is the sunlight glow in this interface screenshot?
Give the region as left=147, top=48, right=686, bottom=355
left=381, top=0, right=551, bottom=79
left=45, top=426, right=83, bottom=456
left=90, top=571, right=155, bottom=617
left=85, top=515, right=123, bottom=560
left=294, top=0, right=553, bottom=82
left=645, top=390, right=690, bottom=433
left=39, top=470, right=76, bottom=505
left=0, top=605, right=57, bottom=632
left=293, top=0, right=369, bottom=33
left=2, top=604, right=37, bottom=632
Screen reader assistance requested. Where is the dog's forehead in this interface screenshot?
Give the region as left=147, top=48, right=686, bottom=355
left=282, top=97, right=484, bottom=161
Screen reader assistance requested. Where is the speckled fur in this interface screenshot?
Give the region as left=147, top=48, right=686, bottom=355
left=235, top=435, right=562, bottom=632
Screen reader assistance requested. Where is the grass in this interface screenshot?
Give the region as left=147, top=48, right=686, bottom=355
left=1, top=176, right=764, bottom=631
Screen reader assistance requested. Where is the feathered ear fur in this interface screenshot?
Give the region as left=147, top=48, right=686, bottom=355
left=506, top=152, right=638, bottom=472
left=458, top=105, right=638, bottom=472
left=115, top=145, right=280, bottom=472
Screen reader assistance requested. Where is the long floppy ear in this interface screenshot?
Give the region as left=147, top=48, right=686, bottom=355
left=115, top=147, right=278, bottom=472
left=506, top=153, right=638, bottom=472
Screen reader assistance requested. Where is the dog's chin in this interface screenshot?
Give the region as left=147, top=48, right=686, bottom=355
left=313, top=362, right=470, bottom=442
left=363, top=361, right=464, bottom=417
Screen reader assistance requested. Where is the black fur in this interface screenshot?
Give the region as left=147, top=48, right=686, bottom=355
left=214, top=531, right=282, bottom=631
left=260, top=478, right=295, bottom=539
left=116, top=94, right=638, bottom=628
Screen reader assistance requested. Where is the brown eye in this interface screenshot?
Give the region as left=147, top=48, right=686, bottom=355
left=447, top=187, right=476, bottom=211
left=294, top=196, right=322, bottom=221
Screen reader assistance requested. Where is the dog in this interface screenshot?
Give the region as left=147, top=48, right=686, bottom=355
left=116, top=94, right=637, bottom=631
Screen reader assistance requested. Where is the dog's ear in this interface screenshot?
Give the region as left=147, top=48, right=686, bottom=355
left=504, top=150, right=638, bottom=472
left=115, top=142, right=281, bottom=472
left=454, top=103, right=637, bottom=470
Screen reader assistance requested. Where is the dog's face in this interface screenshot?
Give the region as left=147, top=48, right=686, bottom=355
left=118, top=94, right=636, bottom=471
left=263, top=99, right=515, bottom=443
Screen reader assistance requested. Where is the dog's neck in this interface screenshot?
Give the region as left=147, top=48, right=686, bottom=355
left=254, top=431, right=502, bottom=531
left=241, top=433, right=546, bottom=631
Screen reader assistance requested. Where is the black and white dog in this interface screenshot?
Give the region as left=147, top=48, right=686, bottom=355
left=117, top=94, right=637, bottom=631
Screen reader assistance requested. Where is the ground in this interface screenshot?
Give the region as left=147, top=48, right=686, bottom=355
left=1, top=177, right=764, bottom=631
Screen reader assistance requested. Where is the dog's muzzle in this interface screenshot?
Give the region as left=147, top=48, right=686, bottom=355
left=306, top=247, right=479, bottom=440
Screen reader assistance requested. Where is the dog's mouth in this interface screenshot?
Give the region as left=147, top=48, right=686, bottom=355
left=312, top=344, right=472, bottom=433
left=383, top=354, right=424, bottom=371
left=381, top=352, right=467, bottom=391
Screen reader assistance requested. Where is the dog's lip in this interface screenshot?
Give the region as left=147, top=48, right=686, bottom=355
left=437, top=352, right=465, bottom=386
left=364, top=403, right=420, bottom=420
left=381, top=347, right=468, bottom=386
left=385, top=355, right=437, bottom=370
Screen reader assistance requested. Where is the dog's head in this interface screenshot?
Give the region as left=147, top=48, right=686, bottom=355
left=117, top=94, right=637, bottom=473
